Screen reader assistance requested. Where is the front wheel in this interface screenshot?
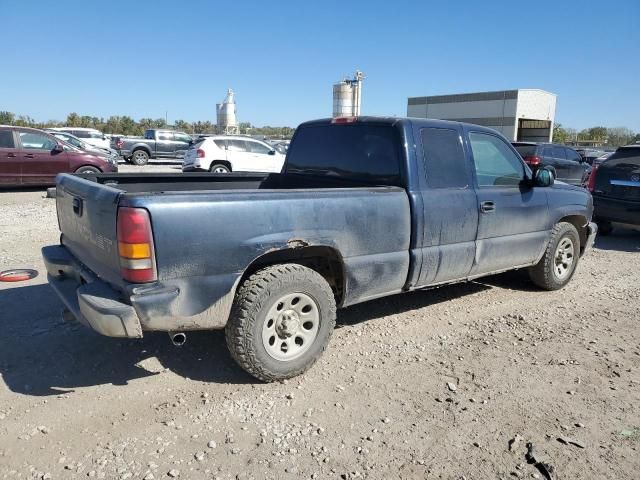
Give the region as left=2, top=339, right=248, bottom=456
left=528, top=222, right=580, bottom=290
left=225, top=264, right=336, bottom=382
left=75, top=166, right=101, bottom=174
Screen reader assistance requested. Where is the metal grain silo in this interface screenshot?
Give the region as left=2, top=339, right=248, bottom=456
left=332, top=71, right=364, bottom=118
left=216, top=89, right=239, bottom=135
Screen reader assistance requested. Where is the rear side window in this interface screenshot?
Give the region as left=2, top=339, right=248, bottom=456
left=87, top=131, right=103, bottom=139
left=542, top=146, right=553, bottom=158
left=286, top=124, right=401, bottom=184
left=157, top=132, right=173, bottom=141
left=0, top=130, right=15, bottom=148
left=213, top=140, right=226, bottom=149
left=421, top=127, right=470, bottom=189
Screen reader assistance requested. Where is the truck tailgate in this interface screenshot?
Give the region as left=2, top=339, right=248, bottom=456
left=56, top=174, right=124, bottom=287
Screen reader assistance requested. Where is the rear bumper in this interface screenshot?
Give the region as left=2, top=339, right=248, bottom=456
left=593, top=195, right=640, bottom=226
left=42, top=244, right=234, bottom=338
left=42, top=245, right=143, bottom=338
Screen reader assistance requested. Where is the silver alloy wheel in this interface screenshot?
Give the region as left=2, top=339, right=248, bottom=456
left=262, top=292, right=320, bottom=361
left=134, top=151, right=147, bottom=162
left=554, top=237, right=575, bottom=280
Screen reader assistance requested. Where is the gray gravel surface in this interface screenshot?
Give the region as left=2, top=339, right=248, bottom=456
left=0, top=187, right=639, bottom=480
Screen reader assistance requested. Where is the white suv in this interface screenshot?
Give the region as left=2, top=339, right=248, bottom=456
left=182, top=136, right=285, bottom=173
left=48, top=127, right=109, bottom=149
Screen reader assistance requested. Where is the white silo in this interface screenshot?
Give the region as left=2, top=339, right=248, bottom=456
left=216, top=89, right=240, bottom=135
left=332, top=71, right=364, bottom=118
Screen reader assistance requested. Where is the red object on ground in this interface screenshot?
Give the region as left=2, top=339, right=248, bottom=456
left=0, top=269, right=38, bottom=282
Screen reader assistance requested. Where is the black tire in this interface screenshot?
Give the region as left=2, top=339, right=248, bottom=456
left=131, top=150, right=149, bottom=166
left=225, top=264, right=336, bottom=382
left=528, top=222, right=580, bottom=291
left=210, top=163, right=230, bottom=173
left=596, top=220, right=613, bottom=236
left=75, top=166, right=101, bottom=174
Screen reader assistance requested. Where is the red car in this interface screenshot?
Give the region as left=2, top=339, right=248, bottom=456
left=0, top=126, right=117, bottom=186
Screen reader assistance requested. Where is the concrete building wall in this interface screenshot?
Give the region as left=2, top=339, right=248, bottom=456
left=407, top=89, right=555, bottom=141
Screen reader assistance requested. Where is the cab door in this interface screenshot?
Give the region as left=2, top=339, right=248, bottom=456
left=414, top=125, right=479, bottom=286
left=17, top=130, right=69, bottom=185
left=0, top=129, right=21, bottom=185
left=155, top=131, right=176, bottom=158
left=467, top=130, right=549, bottom=275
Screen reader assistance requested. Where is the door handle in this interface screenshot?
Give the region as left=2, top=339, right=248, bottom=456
left=24, top=153, right=35, bottom=158
left=480, top=201, right=496, bottom=213
left=7, top=153, right=17, bottom=158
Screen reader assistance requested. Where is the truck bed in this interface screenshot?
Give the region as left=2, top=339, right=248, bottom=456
left=77, top=172, right=392, bottom=194
left=54, top=172, right=412, bottom=332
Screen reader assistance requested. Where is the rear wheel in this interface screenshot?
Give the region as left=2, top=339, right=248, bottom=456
left=131, top=150, right=149, bottom=166
left=210, top=163, right=230, bottom=173
left=225, top=264, right=336, bottom=382
left=75, top=166, right=101, bottom=174
left=528, top=222, right=580, bottom=290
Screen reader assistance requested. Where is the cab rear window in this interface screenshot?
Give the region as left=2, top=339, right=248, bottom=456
left=285, top=124, right=401, bottom=185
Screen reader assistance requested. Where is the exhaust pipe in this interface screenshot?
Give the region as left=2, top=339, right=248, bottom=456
left=169, top=332, right=187, bottom=346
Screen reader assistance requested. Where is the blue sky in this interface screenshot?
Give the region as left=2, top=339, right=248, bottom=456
left=1, top=0, right=639, bottom=130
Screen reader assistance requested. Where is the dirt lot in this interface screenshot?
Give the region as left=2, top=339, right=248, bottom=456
left=0, top=180, right=639, bottom=480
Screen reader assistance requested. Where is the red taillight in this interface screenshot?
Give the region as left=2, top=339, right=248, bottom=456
left=331, top=116, right=357, bottom=124
left=587, top=166, right=598, bottom=192
left=197, top=148, right=205, bottom=158
left=116, top=140, right=123, bottom=149
left=117, top=207, right=157, bottom=283
left=524, top=155, right=541, bottom=166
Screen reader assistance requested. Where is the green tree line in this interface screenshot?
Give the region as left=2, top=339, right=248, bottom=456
left=0, top=111, right=294, bottom=138
left=553, top=123, right=639, bottom=147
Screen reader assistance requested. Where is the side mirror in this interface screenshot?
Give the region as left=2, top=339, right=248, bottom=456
left=268, top=150, right=276, bottom=155
left=534, top=166, right=555, bottom=187
left=53, top=144, right=64, bottom=153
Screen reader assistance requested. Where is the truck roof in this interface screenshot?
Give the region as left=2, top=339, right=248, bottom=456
left=298, top=116, right=505, bottom=135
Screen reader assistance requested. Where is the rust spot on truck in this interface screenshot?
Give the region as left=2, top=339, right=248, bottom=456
left=287, top=239, right=309, bottom=249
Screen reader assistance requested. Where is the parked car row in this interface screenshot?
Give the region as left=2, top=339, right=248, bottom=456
left=0, top=125, right=117, bottom=186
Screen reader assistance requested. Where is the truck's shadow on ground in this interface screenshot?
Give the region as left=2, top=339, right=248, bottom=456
left=0, top=280, right=489, bottom=396
left=593, top=226, right=640, bottom=253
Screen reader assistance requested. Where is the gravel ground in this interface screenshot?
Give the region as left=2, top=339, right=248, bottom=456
left=0, top=183, right=639, bottom=480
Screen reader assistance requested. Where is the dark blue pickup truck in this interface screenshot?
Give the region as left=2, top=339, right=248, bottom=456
left=43, top=117, right=597, bottom=381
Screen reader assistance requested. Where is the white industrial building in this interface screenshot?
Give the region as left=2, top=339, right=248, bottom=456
left=407, top=89, right=556, bottom=142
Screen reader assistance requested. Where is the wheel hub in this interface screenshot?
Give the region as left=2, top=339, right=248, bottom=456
left=276, top=310, right=300, bottom=338
left=261, top=292, right=320, bottom=362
